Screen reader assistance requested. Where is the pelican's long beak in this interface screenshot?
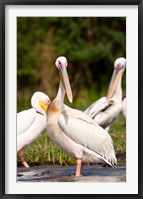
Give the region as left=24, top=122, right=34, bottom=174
left=60, top=67, right=73, bottom=103
left=39, top=101, right=48, bottom=111
left=107, top=68, right=123, bottom=99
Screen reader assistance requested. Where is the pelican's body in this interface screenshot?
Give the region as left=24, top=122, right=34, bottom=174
left=46, top=57, right=117, bottom=176
left=84, top=58, right=126, bottom=131
left=122, top=96, right=126, bottom=118
left=17, top=91, right=50, bottom=167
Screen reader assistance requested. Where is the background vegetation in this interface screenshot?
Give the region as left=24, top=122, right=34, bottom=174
left=17, top=17, right=126, bottom=166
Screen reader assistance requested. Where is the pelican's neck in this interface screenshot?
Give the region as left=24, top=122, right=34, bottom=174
left=55, top=80, right=65, bottom=109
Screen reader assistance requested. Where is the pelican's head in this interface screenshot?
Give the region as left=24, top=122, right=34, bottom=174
left=107, top=57, right=126, bottom=99
left=55, top=56, right=73, bottom=103
left=31, top=91, right=51, bottom=115
left=114, top=57, right=126, bottom=71
left=55, top=56, right=68, bottom=69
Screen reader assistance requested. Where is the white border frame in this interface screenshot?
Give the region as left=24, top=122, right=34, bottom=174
left=5, top=5, right=138, bottom=194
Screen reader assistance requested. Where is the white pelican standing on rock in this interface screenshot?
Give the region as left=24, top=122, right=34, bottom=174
left=17, top=91, right=51, bottom=168
left=84, top=57, right=126, bottom=132
left=46, top=56, right=117, bottom=176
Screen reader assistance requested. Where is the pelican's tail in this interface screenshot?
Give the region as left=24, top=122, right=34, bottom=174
left=104, top=153, right=117, bottom=168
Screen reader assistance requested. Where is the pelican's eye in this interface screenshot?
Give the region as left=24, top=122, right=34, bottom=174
left=48, top=100, right=51, bottom=105
left=115, top=63, right=122, bottom=69
left=58, top=60, right=61, bottom=65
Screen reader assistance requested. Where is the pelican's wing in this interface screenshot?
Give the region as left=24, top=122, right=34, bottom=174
left=94, top=101, right=122, bottom=128
left=58, top=113, right=116, bottom=164
left=17, top=108, right=36, bottom=136
left=62, top=105, right=99, bottom=126
left=84, top=97, right=112, bottom=118
left=63, top=104, right=83, bottom=115
left=17, top=113, right=46, bottom=151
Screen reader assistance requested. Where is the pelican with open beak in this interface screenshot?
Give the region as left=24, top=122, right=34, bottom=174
left=46, top=56, right=116, bottom=176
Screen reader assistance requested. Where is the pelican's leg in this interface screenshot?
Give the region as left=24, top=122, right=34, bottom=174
left=20, top=155, right=29, bottom=168
left=75, top=159, right=82, bottom=176
left=18, top=151, right=29, bottom=168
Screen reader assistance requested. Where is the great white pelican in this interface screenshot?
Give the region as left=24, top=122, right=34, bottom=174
left=17, top=91, right=50, bottom=167
left=46, top=56, right=117, bottom=176
left=84, top=57, right=126, bottom=132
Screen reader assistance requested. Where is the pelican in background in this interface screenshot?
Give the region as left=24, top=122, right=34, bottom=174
left=122, top=96, right=126, bottom=119
left=84, top=57, right=126, bottom=132
left=17, top=91, right=51, bottom=168
left=46, top=56, right=117, bottom=176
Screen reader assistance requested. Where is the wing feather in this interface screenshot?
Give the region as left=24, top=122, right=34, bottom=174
left=17, top=112, right=46, bottom=151
left=58, top=113, right=116, bottom=163
left=84, top=97, right=109, bottom=117
left=84, top=97, right=122, bottom=128
left=94, top=103, right=122, bottom=127
left=62, top=105, right=99, bottom=126
left=17, top=108, right=36, bottom=136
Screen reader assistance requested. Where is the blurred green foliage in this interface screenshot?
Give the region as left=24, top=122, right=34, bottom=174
left=17, top=17, right=126, bottom=111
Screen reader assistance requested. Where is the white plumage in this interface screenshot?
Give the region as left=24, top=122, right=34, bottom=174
left=17, top=91, right=50, bottom=167
left=46, top=56, right=117, bottom=176
left=58, top=112, right=116, bottom=166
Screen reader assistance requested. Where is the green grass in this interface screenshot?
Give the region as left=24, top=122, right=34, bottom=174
left=110, top=114, right=126, bottom=152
